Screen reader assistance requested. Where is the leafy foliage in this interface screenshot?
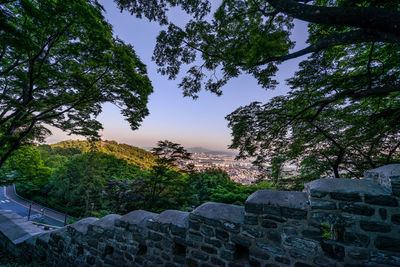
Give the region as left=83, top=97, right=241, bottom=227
left=9, top=141, right=276, bottom=218
left=0, top=0, right=153, bottom=168
left=49, top=140, right=157, bottom=168
left=114, top=0, right=400, bottom=180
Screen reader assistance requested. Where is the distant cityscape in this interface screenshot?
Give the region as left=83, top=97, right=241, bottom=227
left=178, top=151, right=261, bottom=185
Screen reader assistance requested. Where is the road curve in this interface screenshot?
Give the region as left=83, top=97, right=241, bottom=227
left=0, top=185, right=66, bottom=227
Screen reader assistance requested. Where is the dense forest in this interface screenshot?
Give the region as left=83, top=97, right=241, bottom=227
left=0, top=140, right=276, bottom=219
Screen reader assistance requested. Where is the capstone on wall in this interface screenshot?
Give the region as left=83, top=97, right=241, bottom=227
left=1, top=164, right=400, bottom=267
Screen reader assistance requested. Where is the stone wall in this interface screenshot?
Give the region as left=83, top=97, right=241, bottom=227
left=2, top=164, right=400, bottom=266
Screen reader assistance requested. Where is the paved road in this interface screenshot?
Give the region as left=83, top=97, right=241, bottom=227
left=0, top=186, right=65, bottom=227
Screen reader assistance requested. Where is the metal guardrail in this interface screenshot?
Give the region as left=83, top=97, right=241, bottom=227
left=8, top=185, right=75, bottom=224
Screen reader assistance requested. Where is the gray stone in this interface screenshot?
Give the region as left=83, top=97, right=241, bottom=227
left=343, top=232, right=370, bottom=247
left=68, top=217, right=99, bottom=235
left=375, top=236, right=400, bottom=252
left=153, top=210, right=189, bottom=228
left=256, top=242, right=285, bottom=256
left=339, top=203, right=375, bottom=216
left=215, top=229, right=229, bottom=241
left=242, top=226, right=263, bottom=238
left=364, top=164, right=400, bottom=191
left=289, top=249, right=307, bottom=260
left=284, top=237, right=319, bottom=253
left=365, top=195, right=398, bottom=206
left=231, top=235, right=251, bottom=247
left=281, top=207, right=307, bottom=220
left=370, top=251, right=400, bottom=266
left=250, top=248, right=270, bottom=260
left=261, top=219, right=277, bottom=228
left=347, top=248, right=369, bottom=260
left=200, top=225, right=214, bottom=237
left=0, top=211, right=49, bottom=246
left=246, top=190, right=308, bottom=211
left=92, top=214, right=121, bottom=231
left=275, top=256, right=290, bottom=265
left=379, top=208, right=387, bottom=220
left=392, top=214, right=400, bottom=225
left=321, top=239, right=344, bottom=260
left=360, top=221, right=391, bottom=233
left=119, top=210, right=157, bottom=228
left=244, top=215, right=258, bottom=225
left=192, top=202, right=244, bottom=224
left=331, top=192, right=361, bottom=202
left=305, top=178, right=391, bottom=196
left=310, top=199, right=337, bottom=210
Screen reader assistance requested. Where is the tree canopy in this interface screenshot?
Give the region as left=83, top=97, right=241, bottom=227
left=115, top=0, right=400, bottom=179
left=0, top=0, right=153, bottom=167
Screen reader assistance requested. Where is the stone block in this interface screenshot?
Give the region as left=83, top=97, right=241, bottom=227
left=192, top=202, right=244, bottom=224
left=321, top=239, right=344, bottom=260
left=289, top=249, right=307, bottom=260
left=153, top=210, right=189, bottom=228
left=284, top=236, right=319, bottom=254
left=200, top=225, right=214, bottom=237
left=242, top=226, right=263, bottom=239
left=392, top=214, right=400, bottom=225
left=375, top=236, right=400, bottom=252
left=118, top=210, right=157, bottom=229
left=310, top=199, right=337, bottom=210
left=360, top=221, right=391, bottom=233
left=343, top=232, right=370, bottom=247
left=304, top=178, right=391, bottom=198
left=365, top=195, right=398, bottom=206
left=256, top=242, right=285, bottom=256
left=246, top=191, right=308, bottom=214
left=339, top=203, right=375, bottom=216
left=275, top=256, right=290, bottom=265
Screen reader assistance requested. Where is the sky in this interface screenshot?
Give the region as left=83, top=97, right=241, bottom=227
left=47, top=1, right=309, bottom=151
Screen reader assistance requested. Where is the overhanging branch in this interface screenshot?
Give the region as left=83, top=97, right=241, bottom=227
left=267, top=0, right=400, bottom=36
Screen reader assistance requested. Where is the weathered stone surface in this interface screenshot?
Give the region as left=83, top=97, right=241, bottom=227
left=343, top=232, right=370, bottom=247
left=118, top=210, right=157, bottom=228
left=305, top=178, right=391, bottom=197
left=0, top=210, right=47, bottom=246
left=364, top=164, right=400, bottom=191
left=153, top=210, right=189, bottom=228
left=392, top=214, right=400, bottom=225
left=347, top=248, right=369, bottom=260
left=284, top=237, right=319, bottom=253
left=321, top=240, right=344, bottom=260
left=68, top=217, right=98, bottom=235
left=360, top=221, right=391, bottom=233
left=289, top=249, right=307, bottom=260
left=200, top=225, right=214, bottom=237
left=91, top=214, right=121, bottom=231
left=379, top=208, right=387, bottom=220
left=332, top=192, right=362, bottom=202
left=192, top=202, right=244, bottom=224
left=339, top=203, right=375, bottom=216
left=375, top=236, right=400, bottom=252
left=256, top=243, right=285, bottom=257
left=365, top=195, right=398, bottom=206
left=310, top=199, right=337, bottom=210
left=246, top=190, right=308, bottom=212
left=370, top=251, right=400, bottom=266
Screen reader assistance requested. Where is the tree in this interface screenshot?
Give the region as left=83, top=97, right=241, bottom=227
left=0, top=0, right=153, bottom=168
left=115, top=0, right=400, bottom=180
left=115, top=0, right=399, bottom=99
left=0, top=146, right=51, bottom=190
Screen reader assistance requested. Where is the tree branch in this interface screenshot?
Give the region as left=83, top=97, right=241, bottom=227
left=267, top=0, right=400, bottom=36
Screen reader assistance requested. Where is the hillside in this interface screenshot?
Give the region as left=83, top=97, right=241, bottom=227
left=50, top=140, right=157, bottom=168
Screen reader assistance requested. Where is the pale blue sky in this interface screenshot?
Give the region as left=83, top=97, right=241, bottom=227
left=47, top=1, right=308, bottom=151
